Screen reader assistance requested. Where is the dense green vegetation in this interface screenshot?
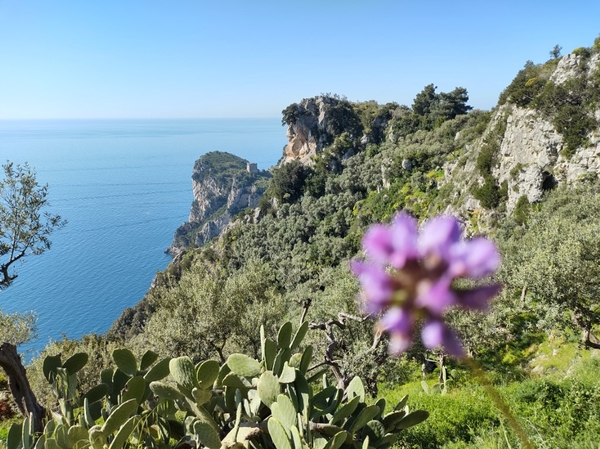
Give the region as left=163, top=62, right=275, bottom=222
left=3, top=37, right=600, bottom=448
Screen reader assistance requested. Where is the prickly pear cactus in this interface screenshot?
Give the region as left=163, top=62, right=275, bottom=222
left=8, top=321, right=428, bottom=449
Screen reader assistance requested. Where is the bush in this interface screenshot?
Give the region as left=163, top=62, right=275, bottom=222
left=498, top=61, right=545, bottom=107
left=513, top=195, right=530, bottom=224
left=472, top=175, right=501, bottom=209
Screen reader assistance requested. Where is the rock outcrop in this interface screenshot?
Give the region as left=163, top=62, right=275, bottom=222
left=444, top=51, right=600, bottom=218
left=281, top=96, right=365, bottom=164
left=168, top=151, right=270, bottom=253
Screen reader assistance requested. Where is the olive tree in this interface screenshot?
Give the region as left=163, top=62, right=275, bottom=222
left=0, top=161, right=65, bottom=432
left=501, top=184, right=600, bottom=348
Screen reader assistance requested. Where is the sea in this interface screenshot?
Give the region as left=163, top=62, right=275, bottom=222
left=0, top=119, right=286, bottom=357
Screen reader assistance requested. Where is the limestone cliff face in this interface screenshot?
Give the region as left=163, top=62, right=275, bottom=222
left=169, top=151, right=270, bottom=253
left=281, top=96, right=365, bottom=164
left=444, top=51, right=600, bottom=219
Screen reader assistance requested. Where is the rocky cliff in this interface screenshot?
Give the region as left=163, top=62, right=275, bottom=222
left=168, top=151, right=270, bottom=255
left=280, top=95, right=391, bottom=165
left=441, top=50, right=600, bottom=221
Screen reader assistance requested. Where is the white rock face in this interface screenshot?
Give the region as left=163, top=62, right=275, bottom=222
left=282, top=97, right=333, bottom=164
left=445, top=52, right=600, bottom=218
left=495, top=105, right=562, bottom=210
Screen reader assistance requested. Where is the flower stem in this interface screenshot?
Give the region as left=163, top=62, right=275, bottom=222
left=463, top=356, right=535, bottom=449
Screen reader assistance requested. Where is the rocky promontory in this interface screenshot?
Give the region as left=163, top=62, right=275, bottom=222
left=168, top=151, right=271, bottom=255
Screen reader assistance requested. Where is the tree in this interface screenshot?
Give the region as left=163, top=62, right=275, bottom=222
left=0, top=161, right=66, bottom=432
left=550, top=44, right=562, bottom=59
left=1, top=161, right=66, bottom=288
left=501, top=184, right=600, bottom=348
left=412, top=84, right=438, bottom=116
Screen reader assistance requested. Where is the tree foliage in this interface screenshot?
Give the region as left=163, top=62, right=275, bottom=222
left=500, top=184, right=600, bottom=347
left=0, top=162, right=66, bottom=289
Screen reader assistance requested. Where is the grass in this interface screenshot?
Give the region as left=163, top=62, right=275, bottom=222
left=378, top=336, right=600, bottom=448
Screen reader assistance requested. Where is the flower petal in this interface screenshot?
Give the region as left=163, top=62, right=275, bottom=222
left=418, top=216, right=462, bottom=258
left=421, top=320, right=464, bottom=357
left=362, top=224, right=394, bottom=265
left=389, top=332, right=412, bottom=355
left=350, top=261, right=394, bottom=313
left=389, top=212, right=419, bottom=269
left=456, top=284, right=502, bottom=311
left=380, top=307, right=413, bottom=334
left=449, top=238, right=501, bottom=279
left=415, top=278, right=457, bottom=316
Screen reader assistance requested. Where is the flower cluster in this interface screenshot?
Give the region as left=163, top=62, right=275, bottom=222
left=351, top=213, right=501, bottom=357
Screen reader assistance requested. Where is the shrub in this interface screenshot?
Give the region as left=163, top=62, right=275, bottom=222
left=513, top=195, right=530, bottom=225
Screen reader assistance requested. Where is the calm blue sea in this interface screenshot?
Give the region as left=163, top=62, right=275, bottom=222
left=0, top=119, right=285, bottom=356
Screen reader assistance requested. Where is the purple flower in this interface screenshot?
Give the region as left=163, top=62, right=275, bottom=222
left=350, top=261, right=395, bottom=313
left=351, top=212, right=501, bottom=357
left=421, top=319, right=464, bottom=357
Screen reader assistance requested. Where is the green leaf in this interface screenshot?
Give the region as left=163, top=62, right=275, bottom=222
left=111, top=369, right=130, bottom=402
left=273, top=348, right=291, bottom=376
left=277, top=322, right=293, bottom=349
left=374, top=398, right=386, bottom=418
left=169, top=356, right=198, bottom=391
left=227, top=353, right=262, bottom=378
left=83, top=397, right=95, bottom=427
left=394, top=410, right=429, bottom=430
left=290, top=320, right=309, bottom=350
left=299, top=345, right=313, bottom=374
left=101, top=368, right=113, bottom=389
left=421, top=381, right=430, bottom=395
left=257, top=370, right=279, bottom=407
left=101, top=399, right=138, bottom=436
left=289, top=353, right=303, bottom=369
left=382, top=410, right=406, bottom=431
left=6, top=422, right=22, bottom=449
left=312, top=386, right=338, bottom=412
left=292, top=371, right=311, bottom=414
left=216, top=363, right=231, bottom=387
left=108, top=416, right=137, bottom=449
left=362, top=420, right=385, bottom=443
left=222, top=373, right=248, bottom=390
left=290, top=425, right=302, bottom=449
left=149, top=381, right=185, bottom=401
left=43, top=355, right=62, bottom=382
left=194, top=420, right=221, bottom=449
left=88, top=426, right=105, bottom=449
left=112, top=349, right=137, bottom=377
left=264, top=338, right=278, bottom=370
left=140, top=350, right=159, bottom=371
left=62, top=352, right=88, bottom=375
left=394, top=395, right=409, bottom=411
left=272, top=394, right=297, bottom=434
left=268, top=418, right=292, bottom=449
left=67, top=425, right=89, bottom=447
left=346, top=376, right=365, bottom=402
left=331, top=395, right=360, bottom=425
left=83, top=383, right=109, bottom=404
left=279, top=362, right=296, bottom=384
left=143, top=357, right=171, bottom=382
left=196, top=360, right=220, bottom=389
left=192, top=388, right=212, bottom=407
left=323, top=431, right=349, bottom=449
left=349, top=405, right=380, bottom=434
left=122, top=376, right=146, bottom=404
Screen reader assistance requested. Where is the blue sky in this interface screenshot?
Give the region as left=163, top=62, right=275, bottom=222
left=0, top=0, right=599, bottom=119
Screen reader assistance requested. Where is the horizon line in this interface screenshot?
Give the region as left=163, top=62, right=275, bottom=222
left=0, top=116, right=282, bottom=121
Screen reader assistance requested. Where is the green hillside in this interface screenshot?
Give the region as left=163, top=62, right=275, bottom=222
left=3, top=36, right=600, bottom=448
